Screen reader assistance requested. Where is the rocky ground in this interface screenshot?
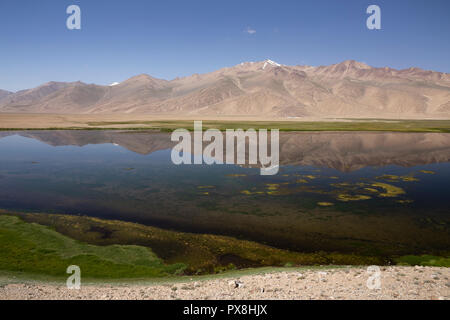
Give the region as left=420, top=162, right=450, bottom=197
left=1, top=266, right=449, bottom=300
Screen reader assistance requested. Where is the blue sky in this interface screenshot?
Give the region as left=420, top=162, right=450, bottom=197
left=0, top=0, right=449, bottom=92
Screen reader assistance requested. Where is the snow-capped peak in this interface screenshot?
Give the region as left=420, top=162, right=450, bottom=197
left=262, top=59, right=281, bottom=70
left=109, top=82, right=120, bottom=86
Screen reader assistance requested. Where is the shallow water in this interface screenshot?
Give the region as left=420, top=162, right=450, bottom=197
left=0, top=131, right=449, bottom=257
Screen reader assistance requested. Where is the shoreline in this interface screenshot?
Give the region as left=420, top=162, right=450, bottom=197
left=1, top=266, right=448, bottom=300
left=0, top=114, right=449, bottom=132
left=1, top=211, right=448, bottom=281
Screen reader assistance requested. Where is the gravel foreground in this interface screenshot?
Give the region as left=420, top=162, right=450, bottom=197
left=1, top=267, right=449, bottom=300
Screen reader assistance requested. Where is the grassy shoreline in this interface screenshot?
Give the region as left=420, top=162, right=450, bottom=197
left=0, top=210, right=448, bottom=283
left=1, top=119, right=450, bottom=132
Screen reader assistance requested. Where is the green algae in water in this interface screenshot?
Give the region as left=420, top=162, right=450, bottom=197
left=337, top=194, right=372, bottom=202
left=419, top=170, right=436, bottom=174
left=241, top=190, right=265, bottom=195
left=376, top=174, right=419, bottom=182
left=371, top=182, right=405, bottom=197
left=317, top=202, right=335, bottom=207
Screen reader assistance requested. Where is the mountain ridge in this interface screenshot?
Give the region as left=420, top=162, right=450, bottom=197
left=1, top=60, right=449, bottom=119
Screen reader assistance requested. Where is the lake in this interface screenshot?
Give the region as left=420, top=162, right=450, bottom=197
left=0, top=130, right=449, bottom=259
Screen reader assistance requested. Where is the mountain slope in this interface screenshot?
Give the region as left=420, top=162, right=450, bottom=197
left=1, top=60, right=449, bottom=119
left=0, top=89, right=12, bottom=101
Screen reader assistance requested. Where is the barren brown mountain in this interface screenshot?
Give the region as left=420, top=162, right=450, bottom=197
left=0, top=89, right=12, bottom=101
left=1, top=60, right=449, bottom=119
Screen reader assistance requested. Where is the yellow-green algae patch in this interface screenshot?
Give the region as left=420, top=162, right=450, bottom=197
left=401, top=176, right=419, bottom=182
left=419, top=170, right=435, bottom=174
left=396, top=199, right=414, bottom=204
left=371, top=182, right=405, bottom=197
left=337, top=194, right=372, bottom=202
left=226, top=174, right=247, bottom=177
left=317, top=202, right=334, bottom=207
left=197, top=186, right=215, bottom=189
left=376, top=174, right=419, bottom=182
left=331, top=182, right=351, bottom=187
left=296, top=179, right=308, bottom=183
left=265, top=184, right=280, bottom=191
left=377, top=174, right=400, bottom=181
left=240, top=190, right=265, bottom=195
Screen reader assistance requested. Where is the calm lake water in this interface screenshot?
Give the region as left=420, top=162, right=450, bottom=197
left=0, top=131, right=449, bottom=257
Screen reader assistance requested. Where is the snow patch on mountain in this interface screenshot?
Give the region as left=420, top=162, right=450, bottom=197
left=262, top=60, right=281, bottom=70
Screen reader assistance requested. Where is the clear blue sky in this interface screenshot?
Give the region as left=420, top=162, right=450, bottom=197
left=0, top=0, right=449, bottom=92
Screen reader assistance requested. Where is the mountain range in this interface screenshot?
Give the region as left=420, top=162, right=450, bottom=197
left=1, top=60, right=449, bottom=119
